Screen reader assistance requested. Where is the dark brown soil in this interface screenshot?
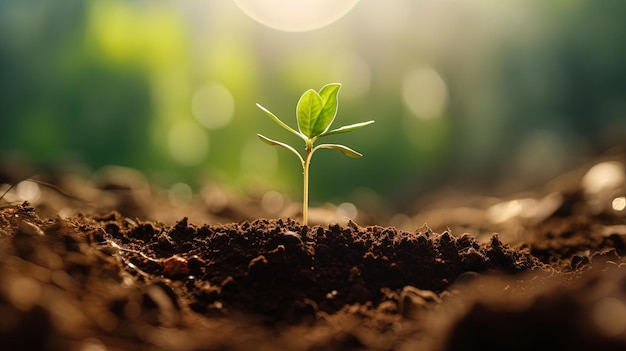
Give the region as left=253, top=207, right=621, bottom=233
left=1, top=159, right=626, bottom=350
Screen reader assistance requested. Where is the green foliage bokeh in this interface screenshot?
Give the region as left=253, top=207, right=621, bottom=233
left=2, top=0, right=626, bottom=212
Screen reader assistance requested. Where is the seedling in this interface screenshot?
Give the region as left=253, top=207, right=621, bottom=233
left=256, top=83, right=374, bottom=225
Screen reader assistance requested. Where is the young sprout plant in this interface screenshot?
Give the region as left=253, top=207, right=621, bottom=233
left=256, top=83, right=374, bottom=225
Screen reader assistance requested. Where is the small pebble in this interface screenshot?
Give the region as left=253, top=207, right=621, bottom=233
left=163, top=256, right=190, bottom=277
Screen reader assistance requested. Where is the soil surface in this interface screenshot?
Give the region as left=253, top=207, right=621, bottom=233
left=1, top=158, right=626, bottom=350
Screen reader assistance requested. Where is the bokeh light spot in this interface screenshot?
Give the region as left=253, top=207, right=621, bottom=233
left=402, top=66, right=448, bottom=120
left=192, top=82, right=235, bottom=130
left=167, top=121, right=209, bottom=166
left=582, top=161, right=625, bottom=194
left=168, top=182, right=193, bottom=206
left=8, top=277, right=41, bottom=311
left=232, top=0, right=361, bottom=32
left=201, top=185, right=229, bottom=212
left=592, top=297, right=626, bottom=337
left=487, top=199, right=538, bottom=224
left=613, top=196, right=626, bottom=212
left=337, top=202, right=358, bottom=219
left=16, top=180, right=41, bottom=203
left=261, top=191, right=284, bottom=214
left=389, top=213, right=413, bottom=231
left=80, top=338, right=108, bottom=351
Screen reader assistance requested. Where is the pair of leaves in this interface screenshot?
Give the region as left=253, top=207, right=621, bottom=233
left=297, top=83, right=340, bottom=138
left=256, top=83, right=374, bottom=162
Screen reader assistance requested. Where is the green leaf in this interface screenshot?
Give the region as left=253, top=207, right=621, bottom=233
left=314, top=83, right=341, bottom=135
left=296, top=89, right=323, bottom=138
left=320, top=120, right=375, bottom=138
left=257, top=134, right=304, bottom=164
left=257, top=103, right=305, bottom=141
left=315, top=143, right=363, bottom=158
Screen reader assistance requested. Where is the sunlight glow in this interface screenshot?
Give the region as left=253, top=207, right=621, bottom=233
left=232, top=0, right=361, bottom=32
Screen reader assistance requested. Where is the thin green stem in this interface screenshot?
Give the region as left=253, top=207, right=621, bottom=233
left=302, top=140, right=314, bottom=225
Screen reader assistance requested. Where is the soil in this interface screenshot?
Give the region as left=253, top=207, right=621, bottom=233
left=1, top=158, right=626, bottom=350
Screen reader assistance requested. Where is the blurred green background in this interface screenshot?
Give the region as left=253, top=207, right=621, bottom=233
left=1, top=0, right=625, bottom=212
